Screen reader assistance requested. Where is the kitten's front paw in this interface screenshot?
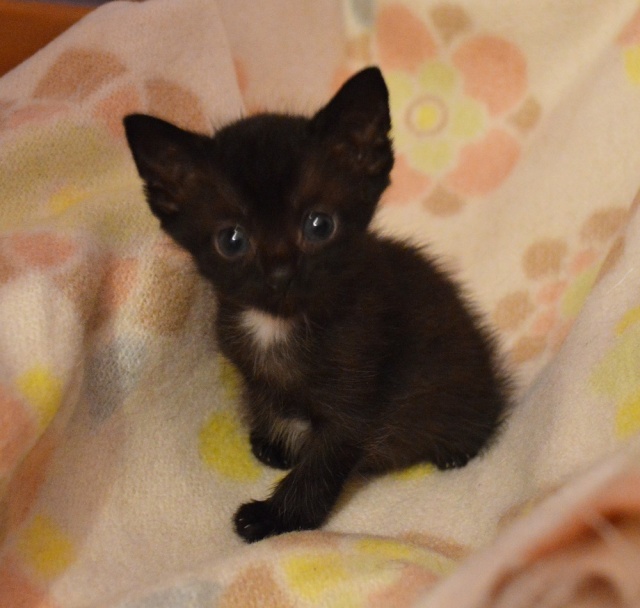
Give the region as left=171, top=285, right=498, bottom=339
left=250, top=432, right=292, bottom=470
left=234, top=500, right=281, bottom=543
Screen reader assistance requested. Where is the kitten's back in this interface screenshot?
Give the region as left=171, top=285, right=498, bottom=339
left=352, top=234, right=510, bottom=472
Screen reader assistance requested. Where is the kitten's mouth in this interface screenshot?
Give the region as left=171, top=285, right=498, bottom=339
left=262, top=287, right=302, bottom=319
left=269, top=296, right=299, bottom=318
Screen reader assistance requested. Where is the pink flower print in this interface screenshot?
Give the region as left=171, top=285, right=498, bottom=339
left=377, top=4, right=438, bottom=71
left=374, top=4, right=534, bottom=214
left=493, top=207, right=630, bottom=367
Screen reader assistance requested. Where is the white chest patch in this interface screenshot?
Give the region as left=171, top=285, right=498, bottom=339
left=240, top=308, right=294, bottom=350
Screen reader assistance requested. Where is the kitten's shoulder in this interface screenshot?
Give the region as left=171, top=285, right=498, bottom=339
left=365, top=233, right=448, bottom=286
left=362, top=233, right=480, bottom=334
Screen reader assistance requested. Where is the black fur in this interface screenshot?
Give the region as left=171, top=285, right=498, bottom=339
left=123, top=67, right=511, bottom=543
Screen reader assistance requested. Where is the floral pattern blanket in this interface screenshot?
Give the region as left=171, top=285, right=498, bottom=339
left=1, top=0, right=640, bottom=606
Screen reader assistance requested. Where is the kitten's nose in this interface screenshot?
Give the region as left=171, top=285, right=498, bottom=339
left=266, top=264, right=294, bottom=291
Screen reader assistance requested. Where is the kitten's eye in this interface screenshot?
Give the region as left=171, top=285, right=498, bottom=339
left=215, top=225, right=250, bottom=259
left=302, top=211, right=336, bottom=243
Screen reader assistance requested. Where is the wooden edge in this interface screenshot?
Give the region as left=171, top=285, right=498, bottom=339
left=0, top=1, right=93, bottom=76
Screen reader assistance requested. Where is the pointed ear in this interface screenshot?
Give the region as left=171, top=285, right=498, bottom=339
left=311, top=67, right=393, bottom=177
left=123, top=114, right=205, bottom=218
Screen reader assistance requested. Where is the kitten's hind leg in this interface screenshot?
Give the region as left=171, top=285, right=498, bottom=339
left=235, top=430, right=360, bottom=543
left=432, top=451, right=473, bottom=471
left=430, top=431, right=493, bottom=470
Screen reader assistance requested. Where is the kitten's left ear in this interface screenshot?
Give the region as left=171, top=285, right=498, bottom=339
left=311, top=67, right=393, bottom=177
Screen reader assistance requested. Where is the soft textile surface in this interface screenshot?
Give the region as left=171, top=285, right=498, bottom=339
left=1, top=0, right=640, bottom=606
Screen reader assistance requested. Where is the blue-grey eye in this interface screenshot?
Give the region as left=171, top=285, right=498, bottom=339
left=215, top=225, right=249, bottom=259
left=302, top=211, right=336, bottom=243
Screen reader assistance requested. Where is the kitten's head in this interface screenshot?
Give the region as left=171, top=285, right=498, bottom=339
left=123, top=67, right=393, bottom=318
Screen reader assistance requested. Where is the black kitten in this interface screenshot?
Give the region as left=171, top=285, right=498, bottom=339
left=123, top=67, right=510, bottom=543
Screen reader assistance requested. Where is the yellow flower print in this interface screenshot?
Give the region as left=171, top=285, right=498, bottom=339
left=17, top=365, right=63, bottom=430
left=618, top=8, right=640, bottom=85
left=590, top=305, right=640, bottom=440
left=623, top=46, right=640, bottom=84
left=198, top=410, right=262, bottom=482
left=387, top=62, right=485, bottom=176
left=18, top=514, right=76, bottom=579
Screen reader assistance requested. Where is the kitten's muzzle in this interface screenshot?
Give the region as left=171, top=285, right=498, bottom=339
left=266, top=264, right=295, bottom=291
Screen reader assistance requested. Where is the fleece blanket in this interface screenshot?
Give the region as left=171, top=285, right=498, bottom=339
left=1, top=0, right=640, bottom=606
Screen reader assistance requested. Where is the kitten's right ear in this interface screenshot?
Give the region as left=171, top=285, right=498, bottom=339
left=123, top=114, right=204, bottom=218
